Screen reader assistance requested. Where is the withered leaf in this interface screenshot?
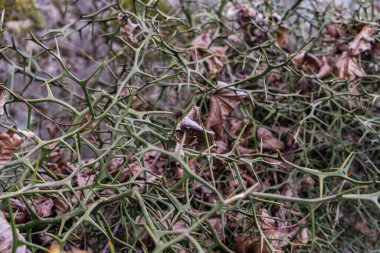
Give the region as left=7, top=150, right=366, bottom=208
left=256, top=127, right=284, bottom=151
left=335, top=52, right=365, bottom=80
left=0, top=211, right=30, bottom=253
left=206, top=46, right=228, bottom=75
left=191, top=32, right=228, bottom=75
left=299, top=228, right=309, bottom=244
left=260, top=209, right=288, bottom=250
left=349, top=26, right=375, bottom=56
left=108, top=157, right=124, bottom=172
left=118, top=13, right=139, bottom=45
left=175, top=106, right=215, bottom=149
left=325, top=24, right=346, bottom=39
left=316, top=56, right=333, bottom=79
left=33, top=197, right=54, bottom=218
left=53, top=198, right=69, bottom=216
left=0, top=128, right=36, bottom=170
left=207, top=82, right=246, bottom=136
left=77, top=166, right=96, bottom=187
left=276, top=26, right=288, bottom=49
left=293, top=51, right=332, bottom=79
left=0, top=88, right=7, bottom=117
left=191, top=32, right=211, bottom=49
left=117, top=151, right=163, bottom=184
left=9, top=198, right=30, bottom=223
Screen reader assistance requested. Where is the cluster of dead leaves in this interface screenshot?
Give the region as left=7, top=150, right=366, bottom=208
left=6, top=196, right=68, bottom=225
left=118, top=13, right=139, bottom=45
left=107, top=150, right=182, bottom=190
left=207, top=82, right=246, bottom=137
left=173, top=106, right=216, bottom=149
left=172, top=82, right=247, bottom=152
left=0, top=211, right=30, bottom=253
left=191, top=31, right=228, bottom=76
left=190, top=2, right=288, bottom=77
left=233, top=2, right=274, bottom=47
left=0, top=128, right=36, bottom=170
left=232, top=206, right=309, bottom=253
left=293, top=24, right=376, bottom=83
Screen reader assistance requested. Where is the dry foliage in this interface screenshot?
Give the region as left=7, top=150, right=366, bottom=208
left=0, top=128, right=36, bottom=169
left=0, top=1, right=379, bottom=252
left=0, top=211, right=29, bottom=253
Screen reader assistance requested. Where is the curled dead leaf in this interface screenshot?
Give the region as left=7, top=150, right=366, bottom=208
left=53, top=198, right=69, bottom=216
left=33, top=197, right=54, bottom=218
left=0, top=211, right=30, bottom=253
left=316, top=56, right=333, bottom=79
left=174, top=107, right=215, bottom=149
left=0, top=128, right=36, bottom=170
left=335, top=52, right=365, bottom=80
left=191, top=32, right=211, bottom=49
left=292, top=51, right=332, bottom=79
left=349, top=26, right=375, bottom=56
left=116, top=151, right=167, bottom=191
left=8, top=198, right=30, bottom=223
left=302, top=176, right=316, bottom=190
left=206, top=46, right=227, bottom=75
left=118, top=13, right=139, bottom=45
left=207, top=82, right=246, bottom=136
left=299, top=228, right=309, bottom=244
left=276, top=26, right=288, bottom=49
left=191, top=32, right=227, bottom=75
left=260, top=209, right=288, bottom=250
left=256, top=127, right=284, bottom=151
left=76, top=166, right=96, bottom=187
left=325, top=24, right=346, bottom=39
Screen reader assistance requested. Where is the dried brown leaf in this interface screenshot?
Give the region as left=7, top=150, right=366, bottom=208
left=191, top=32, right=228, bottom=75
left=256, top=127, right=284, bottom=151
left=0, top=88, right=7, bottom=117
left=33, top=197, right=54, bottom=218
left=118, top=13, right=139, bottom=44
left=192, top=32, right=211, bottom=49
left=260, top=209, right=288, bottom=250
left=316, top=56, right=333, bottom=79
left=108, top=157, right=124, bottom=172
left=207, top=82, right=246, bottom=136
left=292, top=51, right=321, bottom=71
left=175, top=107, right=215, bottom=149
left=0, top=211, right=30, bottom=253
left=53, top=198, right=69, bottom=216
left=335, top=52, right=365, bottom=80
left=8, top=198, right=30, bottom=223
left=299, top=228, right=309, bottom=244
left=117, top=151, right=164, bottom=184
left=77, top=166, right=96, bottom=187
left=354, top=220, right=378, bottom=239
left=206, top=46, right=228, bottom=74
left=276, top=26, right=288, bottom=49
left=349, top=26, right=375, bottom=56
left=293, top=51, right=333, bottom=79
left=302, top=176, right=316, bottom=190
left=325, top=24, right=346, bottom=39
left=0, top=128, right=36, bottom=170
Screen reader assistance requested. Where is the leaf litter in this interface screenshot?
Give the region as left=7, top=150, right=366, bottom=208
left=0, top=1, right=379, bottom=252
